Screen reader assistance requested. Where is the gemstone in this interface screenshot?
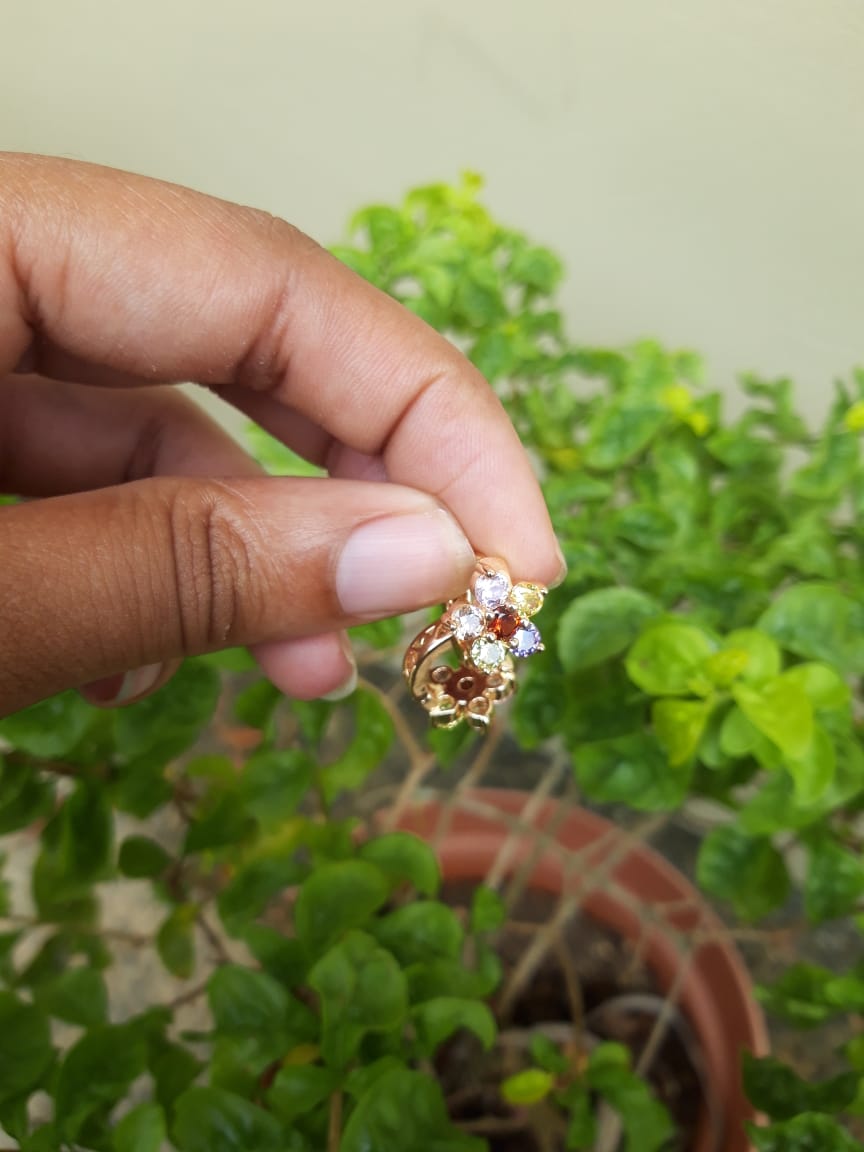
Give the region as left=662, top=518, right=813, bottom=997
left=509, top=582, right=545, bottom=617
left=470, top=636, right=508, bottom=673
left=473, top=570, right=511, bottom=610
left=450, top=604, right=485, bottom=642
left=510, top=622, right=543, bottom=658
left=489, top=606, right=521, bottom=640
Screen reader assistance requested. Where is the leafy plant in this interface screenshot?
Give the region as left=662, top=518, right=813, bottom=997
left=2, top=174, right=864, bottom=1147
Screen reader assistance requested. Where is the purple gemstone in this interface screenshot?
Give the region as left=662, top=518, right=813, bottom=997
left=510, top=622, right=543, bottom=658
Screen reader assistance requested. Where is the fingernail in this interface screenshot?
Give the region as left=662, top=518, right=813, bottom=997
left=550, top=542, right=568, bottom=588
left=81, top=662, right=164, bottom=706
left=337, top=509, right=474, bottom=618
left=322, top=635, right=358, bottom=702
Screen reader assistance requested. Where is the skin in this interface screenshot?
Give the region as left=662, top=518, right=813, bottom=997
left=0, top=154, right=563, bottom=717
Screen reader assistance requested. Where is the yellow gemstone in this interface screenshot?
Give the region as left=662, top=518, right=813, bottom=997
left=509, top=583, right=545, bottom=617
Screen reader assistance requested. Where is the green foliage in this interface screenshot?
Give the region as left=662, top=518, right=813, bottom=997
left=4, top=173, right=864, bottom=1147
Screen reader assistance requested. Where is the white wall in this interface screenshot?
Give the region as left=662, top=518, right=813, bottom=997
left=2, top=0, right=864, bottom=423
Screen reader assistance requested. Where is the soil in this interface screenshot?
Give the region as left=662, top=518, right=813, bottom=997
left=437, top=881, right=705, bottom=1152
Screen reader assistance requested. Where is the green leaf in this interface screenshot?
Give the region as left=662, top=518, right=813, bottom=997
left=118, top=835, right=171, bottom=879
left=756, top=964, right=837, bottom=1028
left=791, top=427, right=859, bottom=499
left=576, top=732, right=693, bottom=811
left=294, top=860, right=389, bottom=957
left=245, top=421, right=326, bottom=477
left=54, top=1025, right=147, bottom=1140
left=217, top=854, right=303, bottom=935
left=232, top=678, right=281, bottom=728
left=719, top=705, right=767, bottom=760
left=584, top=401, right=667, bottom=470
left=759, top=584, right=864, bottom=677
left=733, top=678, right=813, bottom=759
left=0, top=993, right=53, bottom=1104
left=35, top=967, right=108, bottom=1027
left=149, top=1037, right=202, bottom=1113
left=612, top=503, right=677, bottom=550
left=501, top=1068, right=556, bottom=1105
left=697, top=826, right=789, bottom=920
left=625, top=622, right=715, bottom=695
left=411, top=998, right=496, bottom=1057
left=805, top=838, right=864, bottom=922
left=172, top=1086, right=284, bottom=1152
left=31, top=782, right=113, bottom=919
left=585, top=1043, right=673, bottom=1152
left=782, top=662, right=850, bottom=710
left=743, top=1053, right=859, bottom=1122
left=749, top=1113, right=863, bottom=1151
left=723, top=629, right=781, bottom=683
left=358, top=832, right=440, bottom=896
left=785, top=724, right=836, bottom=805
left=239, top=747, right=313, bottom=828
left=406, top=953, right=501, bottom=1004
left=652, top=698, right=711, bottom=765
left=63, top=780, right=114, bottom=882
left=340, top=1067, right=484, bottom=1152
left=113, top=1102, right=166, bottom=1152
left=470, top=885, right=506, bottom=934
left=373, top=902, right=464, bottom=966
left=308, top=930, right=407, bottom=1069
left=0, top=760, right=53, bottom=834
left=350, top=616, right=404, bottom=650
left=557, top=587, right=660, bottom=672
left=157, top=905, right=196, bottom=979
left=238, top=925, right=307, bottom=987
left=267, top=1064, right=338, bottom=1124
left=0, top=691, right=94, bottom=756
left=563, top=1086, right=596, bottom=1149
left=183, top=792, right=255, bottom=854
left=208, top=965, right=288, bottom=1037
left=114, top=660, right=221, bottom=760
left=319, top=688, right=395, bottom=803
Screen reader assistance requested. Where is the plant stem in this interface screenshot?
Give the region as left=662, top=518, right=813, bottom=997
left=327, top=1090, right=343, bottom=1152
left=166, top=978, right=210, bottom=1010
left=497, top=813, right=667, bottom=1019
left=196, top=911, right=230, bottom=964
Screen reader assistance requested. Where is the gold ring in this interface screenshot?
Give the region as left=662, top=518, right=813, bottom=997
left=403, top=557, right=546, bottom=730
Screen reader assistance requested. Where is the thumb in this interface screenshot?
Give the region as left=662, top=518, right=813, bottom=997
left=0, top=476, right=476, bottom=715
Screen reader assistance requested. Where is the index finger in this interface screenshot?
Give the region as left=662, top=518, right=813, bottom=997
left=0, top=153, right=563, bottom=585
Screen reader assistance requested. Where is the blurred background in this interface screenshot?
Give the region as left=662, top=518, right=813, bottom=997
left=2, top=0, right=863, bottom=423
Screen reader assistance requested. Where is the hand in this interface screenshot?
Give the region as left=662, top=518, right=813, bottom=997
left=0, top=154, right=563, bottom=716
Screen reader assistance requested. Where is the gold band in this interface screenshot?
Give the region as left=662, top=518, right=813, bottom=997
left=403, top=617, right=516, bottom=730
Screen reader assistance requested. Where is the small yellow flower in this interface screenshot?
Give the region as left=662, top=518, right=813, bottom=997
left=844, top=401, right=864, bottom=432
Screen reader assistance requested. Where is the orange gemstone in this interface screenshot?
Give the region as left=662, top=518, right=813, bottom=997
left=489, top=607, right=520, bottom=640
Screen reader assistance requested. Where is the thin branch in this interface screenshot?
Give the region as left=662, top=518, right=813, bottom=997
left=196, top=912, right=231, bottom=965
left=327, top=1090, right=343, bottom=1152
left=167, top=979, right=209, bottom=1011
left=498, top=814, right=667, bottom=1018
left=430, top=720, right=504, bottom=852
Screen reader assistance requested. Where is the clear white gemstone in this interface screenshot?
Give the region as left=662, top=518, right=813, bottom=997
left=451, top=604, right=485, bottom=641
left=474, top=571, right=511, bottom=609
left=470, top=636, right=507, bottom=673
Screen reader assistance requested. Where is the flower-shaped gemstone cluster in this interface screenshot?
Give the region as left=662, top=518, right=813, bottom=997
left=447, top=562, right=545, bottom=675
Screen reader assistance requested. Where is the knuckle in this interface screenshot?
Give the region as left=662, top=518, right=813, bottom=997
left=164, top=482, right=257, bottom=651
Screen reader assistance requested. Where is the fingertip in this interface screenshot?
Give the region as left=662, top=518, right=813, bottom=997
left=252, top=632, right=356, bottom=701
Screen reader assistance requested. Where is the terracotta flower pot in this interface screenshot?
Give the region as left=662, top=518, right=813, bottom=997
left=394, top=788, right=767, bottom=1152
